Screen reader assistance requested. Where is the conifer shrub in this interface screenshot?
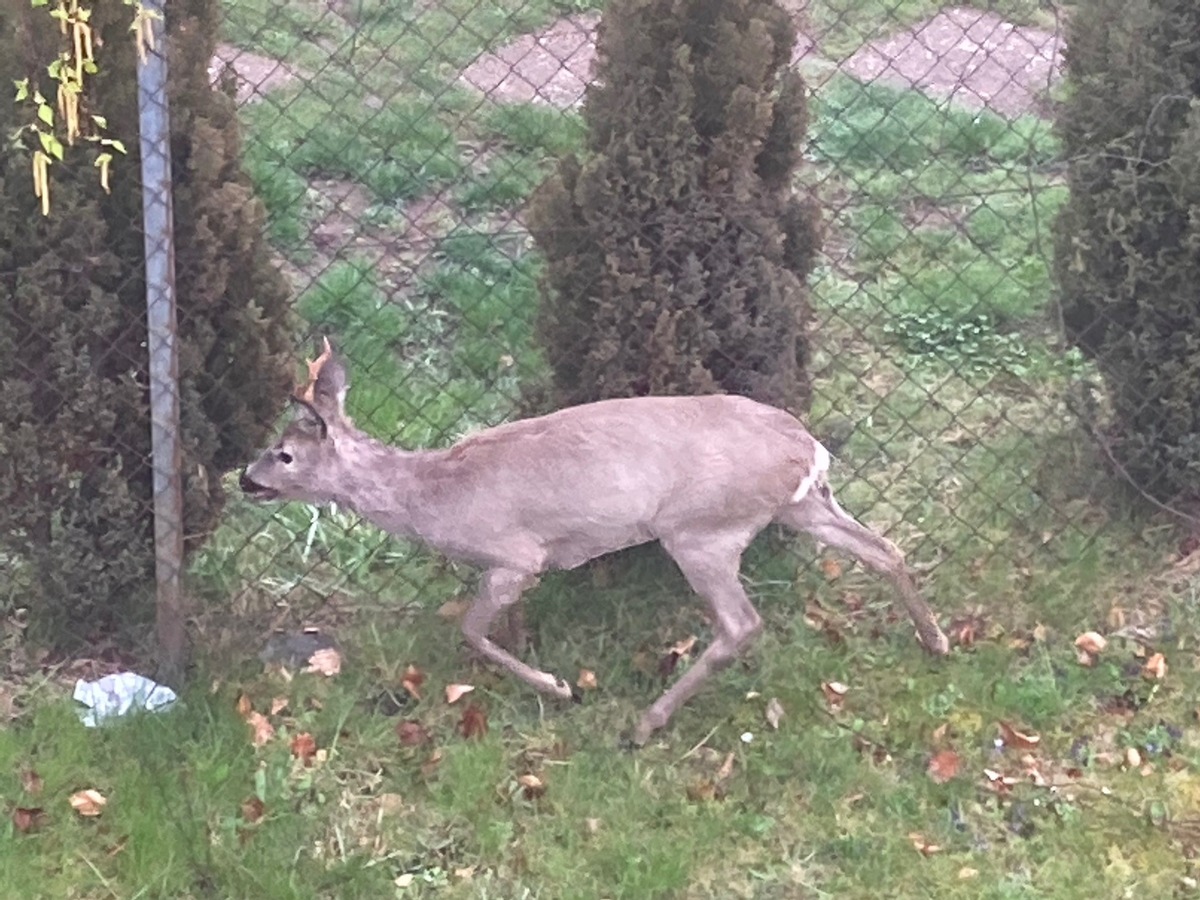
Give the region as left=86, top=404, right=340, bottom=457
left=527, top=0, right=820, bottom=414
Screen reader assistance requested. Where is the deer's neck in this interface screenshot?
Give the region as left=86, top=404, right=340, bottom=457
left=327, top=429, right=447, bottom=539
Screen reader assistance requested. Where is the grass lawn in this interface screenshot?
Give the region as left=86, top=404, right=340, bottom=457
left=4, top=1, right=1200, bottom=898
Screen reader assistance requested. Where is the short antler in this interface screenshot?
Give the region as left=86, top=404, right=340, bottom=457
left=295, top=336, right=333, bottom=404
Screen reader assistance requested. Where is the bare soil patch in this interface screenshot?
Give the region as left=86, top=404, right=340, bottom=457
left=841, top=8, right=1063, bottom=118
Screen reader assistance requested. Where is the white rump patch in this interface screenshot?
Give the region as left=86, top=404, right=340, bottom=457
left=791, top=440, right=831, bottom=503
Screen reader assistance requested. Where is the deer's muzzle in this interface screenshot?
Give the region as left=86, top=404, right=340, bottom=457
left=239, top=470, right=279, bottom=501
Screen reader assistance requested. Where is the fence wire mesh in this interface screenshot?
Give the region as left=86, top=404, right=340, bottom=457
left=3, top=0, right=1196, bottom=661
left=199, top=0, right=1090, bottom=631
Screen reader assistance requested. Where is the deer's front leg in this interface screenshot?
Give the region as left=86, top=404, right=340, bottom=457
left=461, top=568, right=574, bottom=700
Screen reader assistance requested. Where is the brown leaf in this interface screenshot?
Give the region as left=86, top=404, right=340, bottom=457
left=269, top=696, right=289, bottom=716
left=517, top=773, right=546, bottom=799
left=715, top=751, right=735, bottom=784
left=304, top=648, right=341, bottom=677
left=997, top=721, right=1040, bottom=751
left=1125, top=746, right=1143, bottom=768
left=235, top=693, right=253, bottom=718
left=445, top=683, right=475, bottom=704
left=247, top=711, right=275, bottom=747
left=12, top=807, right=46, bottom=833
left=20, top=768, right=43, bottom=796
left=396, top=719, right=429, bottom=747
left=821, top=681, right=849, bottom=711
left=402, top=664, right=426, bottom=700
left=958, top=867, right=980, bottom=880
left=1074, top=631, right=1107, bottom=655
left=290, top=732, right=318, bottom=766
left=930, top=722, right=950, bottom=746
left=765, top=697, right=785, bottom=730
left=908, top=832, right=942, bottom=856
left=576, top=669, right=598, bottom=691
left=241, top=796, right=265, bottom=825
left=69, top=788, right=107, bottom=817
left=669, top=635, right=698, bottom=658
left=927, top=749, right=961, bottom=784
left=458, top=702, right=488, bottom=740
left=948, top=616, right=979, bottom=648
left=686, top=778, right=719, bottom=802
left=1143, top=653, right=1168, bottom=680
left=820, top=557, right=843, bottom=581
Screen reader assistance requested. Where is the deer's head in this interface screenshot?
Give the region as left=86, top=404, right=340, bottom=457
left=240, top=337, right=352, bottom=505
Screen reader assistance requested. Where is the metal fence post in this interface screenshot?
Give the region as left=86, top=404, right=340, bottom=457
left=137, top=0, right=186, bottom=684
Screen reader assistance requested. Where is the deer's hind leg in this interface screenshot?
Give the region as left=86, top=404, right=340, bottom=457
left=775, top=485, right=949, bottom=655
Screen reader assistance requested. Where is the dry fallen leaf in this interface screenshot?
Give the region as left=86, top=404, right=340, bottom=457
left=459, top=702, right=488, bottom=740
left=290, top=732, right=318, bottom=766
left=402, top=664, right=426, bottom=700
left=304, top=648, right=341, bottom=677
left=1125, top=746, right=1143, bottom=768
left=1075, top=631, right=1107, bottom=655
left=947, top=616, right=979, bottom=648
left=445, top=683, right=475, bottom=704
left=997, top=720, right=1040, bottom=751
left=235, top=693, right=253, bottom=718
left=1143, top=653, right=1168, bottom=680
left=669, top=635, right=698, bottom=657
left=517, top=773, right=546, bottom=799
left=765, top=697, right=785, bottom=730
left=12, top=807, right=46, bottom=833
left=20, top=768, right=43, bottom=796
left=396, top=719, right=429, bottom=747
left=241, top=796, right=265, bottom=825
left=584, top=817, right=602, bottom=835
left=576, top=669, right=599, bottom=691
left=958, top=867, right=980, bottom=880
left=927, top=749, right=962, bottom=784
left=820, top=557, right=843, bottom=581
left=269, top=697, right=289, bottom=716
left=908, top=832, right=942, bottom=856
left=69, top=789, right=107, bottom=817
left=821, top=681, right=849, bottom=711
left=716, top=751, right=735, bottom=784
left=247, top=711, right=275, bottom=747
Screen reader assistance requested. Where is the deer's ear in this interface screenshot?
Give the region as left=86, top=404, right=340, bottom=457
left=311, top=348, right=349, bottom=416
left=289, top=397, right=328, bottom=440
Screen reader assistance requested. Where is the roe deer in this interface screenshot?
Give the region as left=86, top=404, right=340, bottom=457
left=240, top=339, right=949, bottom=745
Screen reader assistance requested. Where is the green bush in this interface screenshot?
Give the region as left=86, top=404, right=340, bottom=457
left=1052, top=0, right=1200, bottom=502
left=527, top=0, right=820, bottom=413
left=0, top=0, right=294, bottom=640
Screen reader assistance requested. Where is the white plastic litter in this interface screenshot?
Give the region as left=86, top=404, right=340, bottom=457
left=73, top=672, right=178, bottom=727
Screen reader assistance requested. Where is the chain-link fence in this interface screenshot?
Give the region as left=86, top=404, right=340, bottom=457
left=4, top=0, right=1194, bottom=663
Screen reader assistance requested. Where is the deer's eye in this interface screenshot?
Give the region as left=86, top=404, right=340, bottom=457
left=278, top=451, right=294, bottom=465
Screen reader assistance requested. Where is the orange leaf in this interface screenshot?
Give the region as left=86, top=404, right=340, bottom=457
left=576, top=669, right=599, bottom=691
left=1074, top=631, right=1107, bottom=655
left=444, top=683, right=475, bottom=704
left=820, top=557, right=843, bottom=581
left=927, top=749, right=961, bottom=784
left=396, top=719, right=429, bottom=747
left=247, top=711, right=275, bottom=747
left=12, top=807, right=45, bottom=833
left=908, top=832, right=942, bottom=856
left=997, top=720, right=1040, bottom=750
left=269, top=696, right=289, bottom=715
left=1143, top=653, right=1167, bottom=680
left=517, top=773, right=546, bottom=799
left=821, top=681, right=849, bottom=711
left=235, top=693, right=253, bottom=718
left=69, top=788, right=107, bottom=817
left=290, top=732, right=318, bottom=766
left=436, top=597, right=472, bottom=621
left=458, top=702, right=488, bottom=740
left=669, top=635, right=698, bottom=658
left=402, top=664, right=426, bottom=700
left=303, top=648, right=341, bottom=677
